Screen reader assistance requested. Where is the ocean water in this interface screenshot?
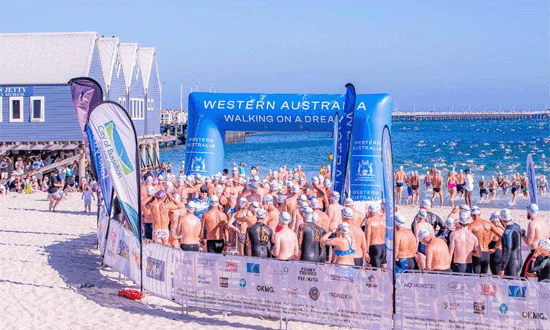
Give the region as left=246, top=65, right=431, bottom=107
left=160, top=119, right=550, bottom=181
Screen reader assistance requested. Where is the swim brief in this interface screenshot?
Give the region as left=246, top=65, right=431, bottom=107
left=207, top=239, right=225, bottom=253
left=396, top=182, right=404, bottom=187
left=412, top=185, right=419, bottom=191
left=180, top=244, right=200, bottom=252
left=451, top=262, right=473, bottom=273
left=407, top=187, right=412, bottom=195
left=354, top=258, right=364, bottom=267
left=395, top=257, right=415, bottom=273
left=433, top=188, right=441, bottom=193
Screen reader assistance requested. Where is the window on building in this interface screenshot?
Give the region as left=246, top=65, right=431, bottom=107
left=130, top=98, right=144, bottom=120
left=30, top=96, right=45, bottom=122
left=147, top=99, right=154, bottom=111
left=9, top=96, right=24, bottom=122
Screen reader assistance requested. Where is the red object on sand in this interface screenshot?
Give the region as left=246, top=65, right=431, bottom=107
left=118, top=289, right=144, bottom=300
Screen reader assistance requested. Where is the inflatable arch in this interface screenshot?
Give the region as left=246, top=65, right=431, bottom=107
left=184, top=92, right=392, bottom=202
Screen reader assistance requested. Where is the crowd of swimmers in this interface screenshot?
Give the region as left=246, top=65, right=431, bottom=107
left=395, top=200, right=550, bottom=281
left=139, top=164, right=385, bottom=267
left=395, top=164, right=548, bottom=208
left=137, top=163, right=550, bottom=280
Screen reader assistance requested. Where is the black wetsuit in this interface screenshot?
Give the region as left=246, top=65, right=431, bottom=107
left=247, top=222, right=273, bottom=258
left=500, top=223, right=522, bottom=277
left=527, top=255, right=550, bottom=282
left=298, top=222, right=326, bottom=262
left=490, top=248, right=503, bottom=275
left=412, top=212, right=445, bottom=237
left=438, top=230, right=453, bottom=246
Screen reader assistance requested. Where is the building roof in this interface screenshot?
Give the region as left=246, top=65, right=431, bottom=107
left=118, top=43, right=139, bottom=91
left=0, top=32, right=97, bottom=85
left=137, top=47, right=155, bottom=93
left=97, top=37, right=119, bottom=91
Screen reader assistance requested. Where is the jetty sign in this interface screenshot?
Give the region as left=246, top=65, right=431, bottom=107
left=0, top=86, right=34, bottom=97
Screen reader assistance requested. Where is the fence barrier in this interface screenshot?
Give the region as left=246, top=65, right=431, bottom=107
left=97, top=215, right=550, bottom=330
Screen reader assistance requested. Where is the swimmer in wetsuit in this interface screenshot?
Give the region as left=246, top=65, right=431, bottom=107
left=527, top=239, right=550, bottom=282
left=298, top=212, right=327, bottom=262
left=246, top=208, right=273, bottom=258
left=498, top=208, right=523, bottom=277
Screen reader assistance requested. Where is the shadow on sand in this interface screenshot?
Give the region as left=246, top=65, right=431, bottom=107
left=44, top=233, right=275, bottom=330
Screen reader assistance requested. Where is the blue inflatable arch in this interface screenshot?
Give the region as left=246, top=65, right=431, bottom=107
left=184, top=92, right=392, bottom=202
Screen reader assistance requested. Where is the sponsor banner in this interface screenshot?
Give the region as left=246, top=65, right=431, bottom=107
left=173, top=249, right=196, bottom=306
left=396, top=272, right=550, bottom=330
left=102, top=220, right=122, bottom=269
left=113, top=226, right=141, bottom=284
left=86, top=125, right=112, bottom=213
left=171, top=253, right=392, bottom=328
left=87, top=102, right=141, bottom=240
left=97, top=205, right=110, bottom=255
left=142, top=242, right=173, bottom=300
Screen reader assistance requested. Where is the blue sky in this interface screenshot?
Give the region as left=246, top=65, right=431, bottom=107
left=1, top=0, right=548, bottom=110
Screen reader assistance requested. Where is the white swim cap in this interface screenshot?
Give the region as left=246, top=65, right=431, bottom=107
left=298, top=194, right=308, bottom=202
left=210, top=195, right=219, bottom=205
left=338, top=222, right=350, bottom=233
left=331, top=191, right=340, bottom=201
left=158, top=175, right=164, bottom=181
left=277, top=194, right=286, bottom=203
left=489, top=211, right=500, bottom=222
left=300, top=202, right=309, bottom=210
left=256, top=208, right=267, bottom=219
left=279, top=212, right=291, bottom=224
left=239, top=197, right=248, bottom=206
left=420, top=199, right=431, bottom=208
left=471, top=206, right=481, bottom=215
left=418, top=230, right=430, bottom=241
left=324, top=179, right=331, bottom=187
left=395, top=214, right=407, bottom=227
left=251, top=201, right=260, bottom=210
left=538, top=238, right=550, bottom=251
left=165, top=181, right=174, bottom=190
left=304, top=207, right=313, bottom=215
left=262, top=195, right=274, bottom=203
left=500, top=208, right=512, bottom=222
left=312, top=212, right=319, bottom=222
left=253, top=175, right=260, bottom=182
left=250, top=182, right=259, bottom=191
left=311, top=198, right=320, bottom=209
left=186, top=201, right=196, bottom=210
left=146, top=176, right=153, bottom=183
left=459, top=211, right=471, bottom=225
left=292, top=185, right=300, bottom=193
left=174, top=193, right=182, bottom=202
left=459, top=204, right=470, bottom=212
left=341, top=207, right=354, bottom=219
left=368, top=203, right=381, bottom=214
left=304, top=213, right=314, bottom=223
left=445, top=217, right=455, bottom=229
left=527, top=203, right=539, bottom=215
left=344, top=198, right=354, bottom=206
left=146, top=186, right=155, bottom=196
left=417, top=209, right=427, bottom=219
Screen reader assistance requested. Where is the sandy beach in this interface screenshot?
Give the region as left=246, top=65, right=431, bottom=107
left=0, top=190, right=547, bottom=329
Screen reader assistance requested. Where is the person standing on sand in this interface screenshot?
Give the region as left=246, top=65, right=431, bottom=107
left=469, top=206, right=503, bottom=274
left=365, top=206, right=387, bottom=268
left=177, top=201, right=202, bottom=251
left=298, top=211, right=326, bottom=262
left=448, top=211, right=481, bottom=273
left=488, top=176, right=498, bottom=200
left=201, top=195, right=228, bottom=253
left=321, top=222, right=356, bottom=266
left=539, top=174, right=547, bottom=195
left=431, top=171, right=444, bottom=207
left=394, top=214, right=417, bottom=273
left=456, top=170, right=465, bottom=198
left=410, top=171, right=420, bottom=205
left=520, top=204, right=549, bottom=277
left=424, top=171, right=432, bottom=190
left=499, top=208, right=523, bottom=277
left=246, top=208, right=273, bottom=258
left=489, top=212, right=505, bottom=275
left=395, top=166, right=406, bottom=205
left=47, top=169, right=64, bottom=212
left=464, top=169, right=474, bottom=209
left=418, top=230, right=451, bottom=272
left=81, top=184, right=95, bottom=213
left=341, top=208, right=369, bottom=267
left=327, top=191, right=343, bottom=232
left=272, top=212, right=299, bottom=260
left=446, top=170, right=457, bottom=207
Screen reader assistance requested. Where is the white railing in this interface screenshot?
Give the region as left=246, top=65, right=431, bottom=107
left=160, top=110, right=188, bottom=125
